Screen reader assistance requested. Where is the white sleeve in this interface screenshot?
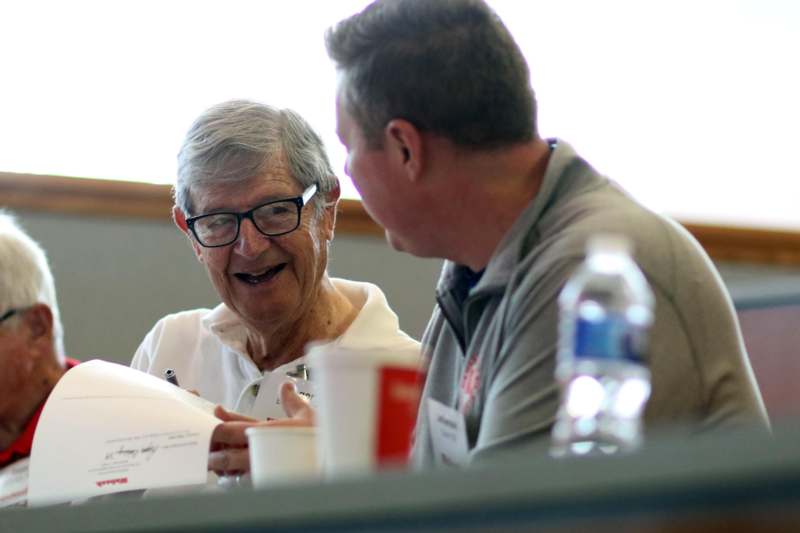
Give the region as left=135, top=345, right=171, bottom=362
left=129, top=318, right=166, bottom=373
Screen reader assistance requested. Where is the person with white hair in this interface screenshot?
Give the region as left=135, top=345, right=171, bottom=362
left=131, top=100, right=420, bottom=476
left=0, top=211, right=78, bottom=472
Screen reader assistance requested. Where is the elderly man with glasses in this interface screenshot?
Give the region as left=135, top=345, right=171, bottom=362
left=131, top=100, right=419, bottom=476
left=0, top=212, right=79, bottom=500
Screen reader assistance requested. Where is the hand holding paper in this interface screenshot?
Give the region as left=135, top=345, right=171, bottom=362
left=27, top=360, right=222, bottom=506
left=209, top=382, right=315, bottom=477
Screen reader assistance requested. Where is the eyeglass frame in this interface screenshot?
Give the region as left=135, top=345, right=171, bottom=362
left=0, top=308, right=21, bottom=325
left=185, top=184, right=318, bottom=248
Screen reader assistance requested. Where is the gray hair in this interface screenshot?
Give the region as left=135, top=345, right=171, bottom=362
left=175, top=100, right=337, bottom=216
left=0, top=211, right=65, bottom=359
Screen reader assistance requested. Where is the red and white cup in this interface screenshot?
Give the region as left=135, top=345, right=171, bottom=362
left=308, top=346, right=423, bottom=477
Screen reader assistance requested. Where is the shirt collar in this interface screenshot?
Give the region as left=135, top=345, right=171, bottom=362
left=202, top=303, right=250, bottom=356
left=200, top=279, right=384, bottom=358
left=437, top=138, right=604, bottom=296
left=331, top=279, right=401, bottom=348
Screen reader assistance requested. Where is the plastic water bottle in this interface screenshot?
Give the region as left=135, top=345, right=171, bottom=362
left=550, top=234, right=654, bottom=458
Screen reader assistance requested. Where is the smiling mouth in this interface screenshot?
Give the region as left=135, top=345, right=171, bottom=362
left=233, top=263, right=287, bottom=285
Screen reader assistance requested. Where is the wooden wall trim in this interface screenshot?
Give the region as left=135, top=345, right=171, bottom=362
left=0, top=172, right=175, bottom=222
left=683, top=223, right=800, bottom=266
left=2, top=172, right=798, bottom=265
left=0, top=171, right=383, bottom=234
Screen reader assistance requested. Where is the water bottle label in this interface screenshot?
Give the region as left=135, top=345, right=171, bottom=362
left=574, top=315, right=646, bottom=362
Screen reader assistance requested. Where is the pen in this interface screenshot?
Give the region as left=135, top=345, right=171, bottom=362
left=286, top=363, right=309, bottom=381
left=164, top=368, right=180, bottom=387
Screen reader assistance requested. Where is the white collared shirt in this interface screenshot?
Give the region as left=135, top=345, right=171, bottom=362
left=131, top=278, right=420, bottom=416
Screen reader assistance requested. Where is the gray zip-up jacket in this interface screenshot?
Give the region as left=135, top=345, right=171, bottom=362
left=412, top=139, right=768, bottom=467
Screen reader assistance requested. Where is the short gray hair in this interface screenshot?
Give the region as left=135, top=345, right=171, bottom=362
left=326, top=0, right=536, bottom=149
left=175, top=100, right=337, bottom=216
left=0, top=212, right=65, bottom=359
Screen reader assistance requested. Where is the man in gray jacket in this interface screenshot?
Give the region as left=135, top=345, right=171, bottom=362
left=325, top=0, right=768, bottom=466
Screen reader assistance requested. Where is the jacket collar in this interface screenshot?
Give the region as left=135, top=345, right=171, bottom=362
left=436, top=138, right=603, bottom=298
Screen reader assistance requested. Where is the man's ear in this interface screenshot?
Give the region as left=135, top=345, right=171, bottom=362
left=321, top=179, right=341, bottom=241
left=23, top=303, right=53, bottom=344
left=384, top=119, right=424, bottom=182
left=173, top=205, right=204, bottom=262
left=173, top=205, right=189, bottom=233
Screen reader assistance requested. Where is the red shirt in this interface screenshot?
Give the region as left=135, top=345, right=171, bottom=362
left=0, top=358, right=80, bottom=468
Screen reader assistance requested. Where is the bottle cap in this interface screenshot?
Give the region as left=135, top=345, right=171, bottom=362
left=586, top=233, right=633, bottom=256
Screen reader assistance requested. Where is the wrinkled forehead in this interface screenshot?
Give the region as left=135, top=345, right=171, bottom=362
left=189, top=161, right=303, bottom=214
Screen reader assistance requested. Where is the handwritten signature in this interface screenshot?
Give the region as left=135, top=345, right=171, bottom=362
left=104, top=443, right=159, bottom=462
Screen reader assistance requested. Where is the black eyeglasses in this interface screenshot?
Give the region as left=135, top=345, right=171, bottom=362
left=186, top=184, right=318, bottom=248
left=0, top=308, right=20, bottom=325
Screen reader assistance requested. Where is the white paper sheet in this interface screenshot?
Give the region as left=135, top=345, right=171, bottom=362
left=27, top=360, right=221, bottom=506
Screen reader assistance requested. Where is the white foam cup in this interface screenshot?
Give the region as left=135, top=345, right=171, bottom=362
left=245, top=426, right=318, bottom=489
left=308, top=346, right=423, bottom=478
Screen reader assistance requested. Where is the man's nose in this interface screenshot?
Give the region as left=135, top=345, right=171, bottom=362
left=234, top=218, right=271, bottom=258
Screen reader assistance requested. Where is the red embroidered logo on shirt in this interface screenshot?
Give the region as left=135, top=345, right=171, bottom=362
left=459, top=353, right=480, bottom=413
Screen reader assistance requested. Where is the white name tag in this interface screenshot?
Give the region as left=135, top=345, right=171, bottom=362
left=427, top=398, right=469, bottom=467
left=0, top=458, right=30, bottom=508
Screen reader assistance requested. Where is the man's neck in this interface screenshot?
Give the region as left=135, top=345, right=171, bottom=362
left=0, top=363, right=66, bottom=450
left=440, top=137, right=552, bottom=271
left=0, top=405, right=37, bottom=450
left=245, top=276, right=358, bottom=372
